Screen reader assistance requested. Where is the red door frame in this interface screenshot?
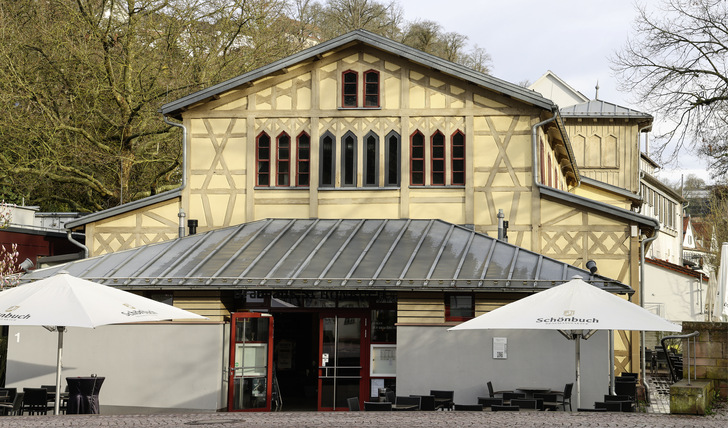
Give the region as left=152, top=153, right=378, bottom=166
left=228, top=312, right=274, bottom=412
left=317, top=310, right=370, bottom=411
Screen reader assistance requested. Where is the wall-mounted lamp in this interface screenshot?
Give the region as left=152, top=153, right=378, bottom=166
left=586, top=260, right=598, bottom=275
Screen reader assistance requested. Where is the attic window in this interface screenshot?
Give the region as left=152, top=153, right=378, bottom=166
left=364, top=70, right=380, bottom=107
left=342, top=70, right=358, bottom=108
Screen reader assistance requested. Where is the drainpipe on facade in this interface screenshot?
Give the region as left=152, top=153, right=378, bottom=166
left=67, top=230, right=89, bottom=259
left=164, top=116, right=188, bottom=238
left=640, top=232, right=659, bottom=396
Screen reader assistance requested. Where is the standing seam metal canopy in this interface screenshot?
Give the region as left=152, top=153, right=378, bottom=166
left=23, top=219, right=632, bottom=294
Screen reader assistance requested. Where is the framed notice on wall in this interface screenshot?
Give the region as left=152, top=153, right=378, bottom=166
left=493, top=337, right=507, bottom=359
left=370, top=344, right=396, bottom=376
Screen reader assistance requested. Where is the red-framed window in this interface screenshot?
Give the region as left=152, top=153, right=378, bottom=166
left=445, top=293, right=474, bottom=322
left=296, top=132, right=310, bottom=187
left=451, top=130, right=465, bottom=186
left=256, top=132, right=271, bottom=187
left=342, top=70, right=358, bottom=108
left=276, top=132, right=290, bottom=186
left=431, top=131, right=445, bottom=185
left=364, top=70, right=380, bottom=108
left=410, top=131, right=425, bottom=186
left=540, top=139, right=546, bottom=185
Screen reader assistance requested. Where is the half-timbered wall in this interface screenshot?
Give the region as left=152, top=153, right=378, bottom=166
left=565, top=119, right=641, bottom=192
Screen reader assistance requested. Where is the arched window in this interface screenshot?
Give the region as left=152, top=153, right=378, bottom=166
left=385, top=131, right=400, bottom=186
left=431, top=131, right=445, bottom=185
left=256, top=132, right=271, bottom=187
left=320, top=132, right=336, bottom=187
left=451, top=130, right=465, bottom=186
left=540, top=138, right=545, bottom=185
left=342, top=70, right=358, bottom=108
left=276, top=132, right=290, bottom=186
left=410, top=131, right=425, bottom=186
left=296, top=132, right=310, bottom=187
left=341, top=131, right=357, bottom=187
left=364, top=131, right=379, bottom=186
left=364, top=70, right=380, bottom=108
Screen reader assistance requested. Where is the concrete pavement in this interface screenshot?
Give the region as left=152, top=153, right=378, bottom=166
left=0, top=406, right=726, bottom=428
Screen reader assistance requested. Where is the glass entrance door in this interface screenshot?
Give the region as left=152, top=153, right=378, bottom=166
left=228, top=313, right=274, bottom=412
left=318, top=314, right=368, bottom=410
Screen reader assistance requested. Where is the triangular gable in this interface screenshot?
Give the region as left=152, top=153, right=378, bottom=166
left=160, top=30, right=555, bottom=118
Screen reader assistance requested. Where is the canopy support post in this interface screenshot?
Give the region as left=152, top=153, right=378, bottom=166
left=575, top=332, right=581, bottom=410
left=55, top=326, right=65, bottom=416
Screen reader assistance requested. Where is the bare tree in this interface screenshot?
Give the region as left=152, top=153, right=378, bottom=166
left=613, top=0, right=728, bottom=178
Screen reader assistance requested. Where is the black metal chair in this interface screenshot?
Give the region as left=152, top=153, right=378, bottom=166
left=554, top=383, right=573, bottom=411
left=487, top=381, right=511, bottom=398
left=347, top=397, right=360, bottom=411
left=502, top=391, right=525, bottom=405
left=594, top=401, right=622, bottom=412
left=9, top=392, right=24, bottom=416
left=604, top=395, right=635, bottom=412
left=394, top=396, right=420, bottom=410
left=534, top=393, right=559, bottom=411
left=454, top=403, right=483, bottom=411
left=477, top=396, right=503, bottom=409
left=411, top=394, right=435, bottom=411
left=385, top=389, right=395, bottom=403
left=41, top=384, right=67, bottom=414
left=22, top=388, right=50, bottom=415
left=510, top=398, right=539, bottom=410
left=491, top=404, right=519, bottom=411
left=429, top=390, right=454, bottom=410
left=364, top=401, right=392, bottom=411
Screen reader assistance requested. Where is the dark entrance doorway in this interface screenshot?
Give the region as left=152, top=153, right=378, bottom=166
left=271, top=312, right=318, bottom=410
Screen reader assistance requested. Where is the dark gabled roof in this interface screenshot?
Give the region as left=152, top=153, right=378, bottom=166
left=645, top=257, right=709, bottom=281
left=65, top=188, right=182, bottom=229
left=539, top=186, right=659, bottom=233
left=560, top=99, right=653, bottom=120
left=160, top=30, right=555, bottom=118
left=22, top=219, right=632, bottom=294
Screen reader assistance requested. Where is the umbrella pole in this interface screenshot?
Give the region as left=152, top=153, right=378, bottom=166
left=575, top=332, right=581, bottom=410
left=55, top=327, right=65, bottom=416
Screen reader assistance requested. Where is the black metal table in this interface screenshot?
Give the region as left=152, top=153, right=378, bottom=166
left=66, top=377, right=104, bottom=414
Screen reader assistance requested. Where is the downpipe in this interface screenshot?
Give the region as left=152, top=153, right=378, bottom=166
left=164, top=116, right=188, bottom=238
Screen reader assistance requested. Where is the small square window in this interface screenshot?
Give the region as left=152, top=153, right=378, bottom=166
left=445, top=294, right=474, bottom=322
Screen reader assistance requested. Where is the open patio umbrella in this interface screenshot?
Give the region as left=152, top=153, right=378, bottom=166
left=0, top=272, right=208, bottom=415
left=448, top=276, right=681, bottom=409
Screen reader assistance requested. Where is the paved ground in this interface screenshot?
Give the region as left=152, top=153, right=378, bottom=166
left=0, top=403, right=726, bottom=428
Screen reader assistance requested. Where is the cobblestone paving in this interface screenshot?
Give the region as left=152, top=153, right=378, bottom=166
left=0, top=405, right=726, bottom=428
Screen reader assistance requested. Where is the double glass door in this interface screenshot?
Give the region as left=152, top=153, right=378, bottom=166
left=318, top=314, right=368, bottom=410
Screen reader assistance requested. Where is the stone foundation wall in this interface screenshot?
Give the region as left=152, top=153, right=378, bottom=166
left=682, top=322, right=728, bottom=399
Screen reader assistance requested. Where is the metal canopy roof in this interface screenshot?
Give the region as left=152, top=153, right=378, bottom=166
left=560, top=99, right=652, bottom=119
left=22, top=219, right=633, bottom=294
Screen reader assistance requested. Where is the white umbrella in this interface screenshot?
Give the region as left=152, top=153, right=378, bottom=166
left=449, top=276, right=681, bottom=409
left=713, top=242, right=728, bottom=321
left=0, top=272, right=208, bottom=414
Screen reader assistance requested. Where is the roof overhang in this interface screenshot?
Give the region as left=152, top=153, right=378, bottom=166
left=23, top=219, right=633, bottom=295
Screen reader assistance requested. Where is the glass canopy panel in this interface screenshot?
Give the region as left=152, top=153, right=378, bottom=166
left=401, top=221, right=451, bottom=279
left=429, top=226, right=471, bottom=280
left=484, top=243, right=517, bottom=279
left=371, top=221, right=429, bottom=281
left=510, top=251, right=539, bottom=280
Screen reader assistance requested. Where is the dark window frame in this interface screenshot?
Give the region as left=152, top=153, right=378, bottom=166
left=451, top=130, right=465, bottom=186
left=410, top=131, right=425, bottom=186
left=256, top=132, right=271, bottom=187
left=341, top=131, right=358, bottom=187
left=385, top=131, right=400, bottom=187
left=445, top=293, right=474, bottom=322
left=320, top=131, right=336, bottom=187
left=431, top=131, right=446, bottom=186
left=363, top=131, right=379, bottom=187
left=363, top=69, right=380, bottom=108
left=342, top=70, right=358, bottom=108
left=296, top=132, right=310, bottom=187
left=276, top=132, right=291, bottom=187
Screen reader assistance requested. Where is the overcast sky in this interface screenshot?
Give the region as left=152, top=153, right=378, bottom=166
left=395, top=0, right=711, bottom=184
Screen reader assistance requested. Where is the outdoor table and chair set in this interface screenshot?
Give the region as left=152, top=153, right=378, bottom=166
left=349, top=381, right=575, bottom=412
left=0, top=376, right=104, bottom=416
